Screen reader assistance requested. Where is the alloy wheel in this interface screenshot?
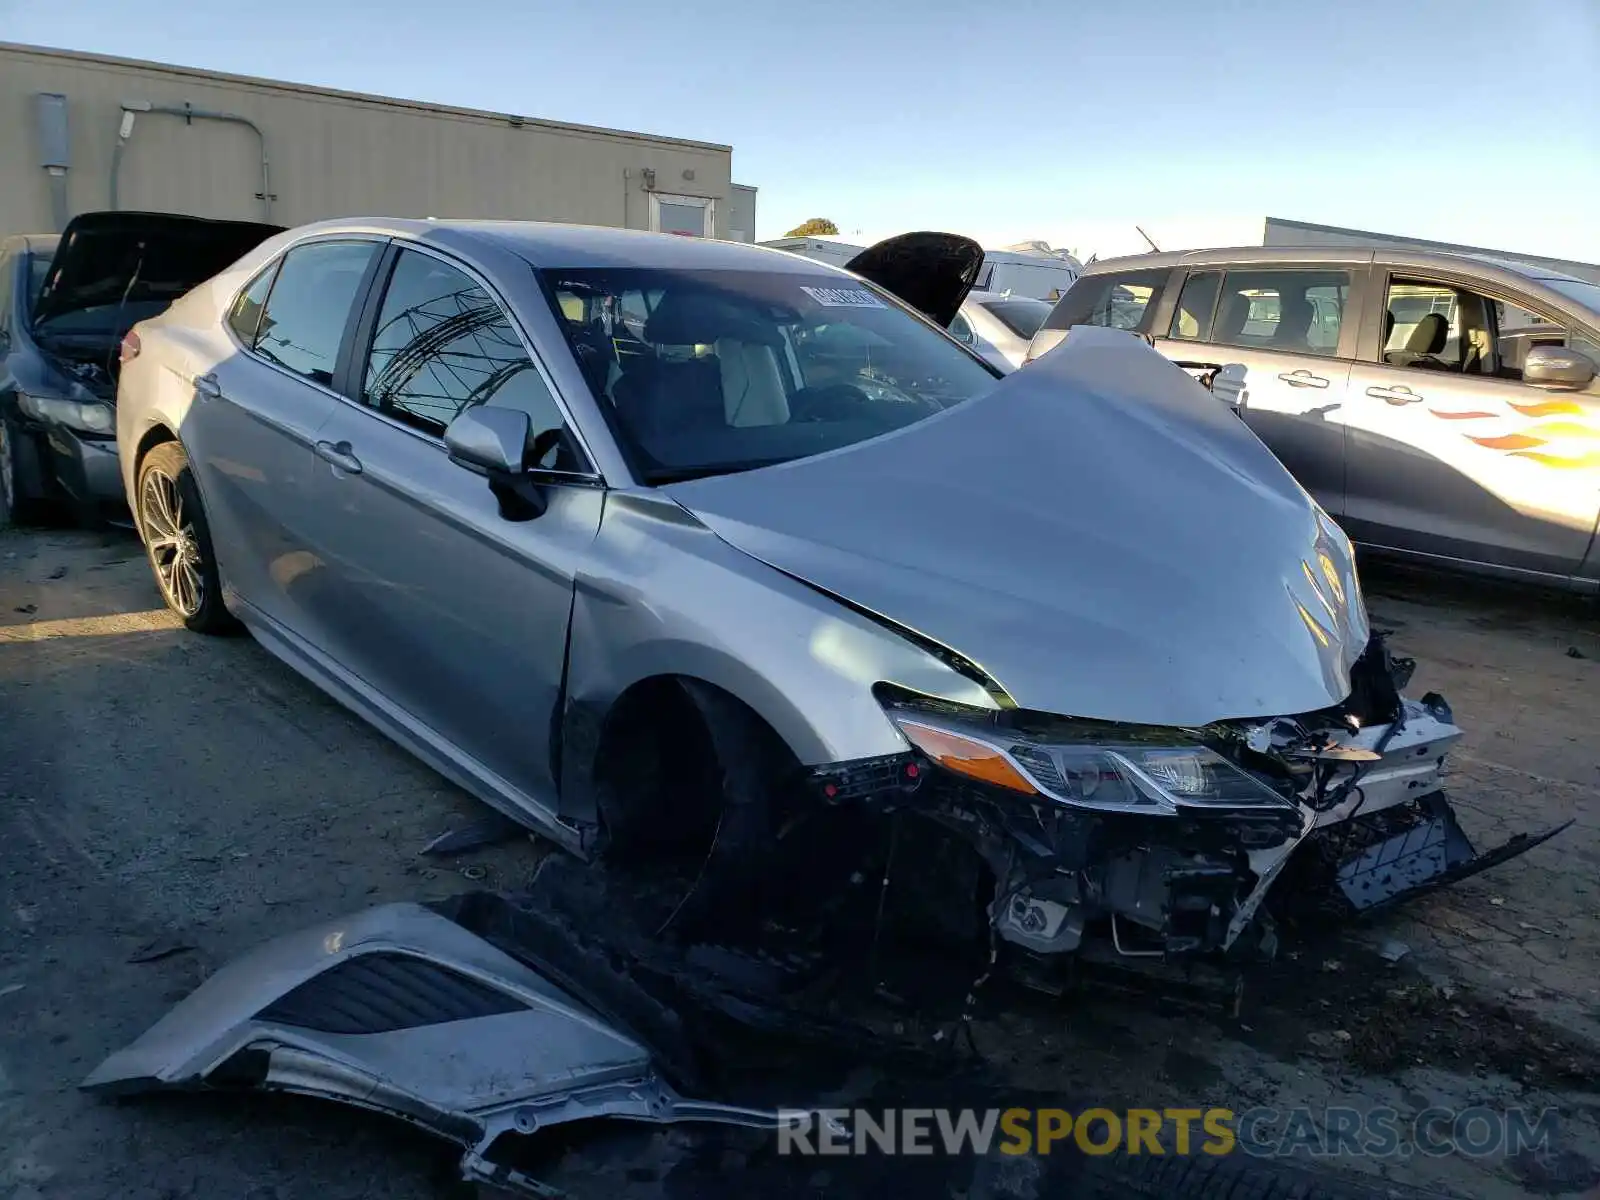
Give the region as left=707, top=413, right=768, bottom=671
left=141, top=468, right=204, bottom=617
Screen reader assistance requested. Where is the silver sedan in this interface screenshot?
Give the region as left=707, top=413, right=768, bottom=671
left=115, top=219, right=1557, bottom=964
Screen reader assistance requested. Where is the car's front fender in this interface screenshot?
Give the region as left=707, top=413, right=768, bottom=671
left=558, top=490, right=997, bottom=829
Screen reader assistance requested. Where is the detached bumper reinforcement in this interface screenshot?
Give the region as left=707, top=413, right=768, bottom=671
left=1333, top=792, right=1571, bottom=916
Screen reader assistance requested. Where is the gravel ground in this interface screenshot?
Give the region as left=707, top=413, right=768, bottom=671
left=1, top=526, right=1596, bottom=1200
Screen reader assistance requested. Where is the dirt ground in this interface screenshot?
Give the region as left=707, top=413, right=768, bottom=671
left=1, top=525, right=1597, bottom=1200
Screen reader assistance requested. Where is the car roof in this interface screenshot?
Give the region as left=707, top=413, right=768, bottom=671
left=1079, top=243, right=1590, bottom=287
left=277, top=217, right=842, bottom=274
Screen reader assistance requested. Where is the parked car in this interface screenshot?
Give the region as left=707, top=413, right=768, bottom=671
left=1027, top=247, right=1600, bottom=591
left=949, top=290, right=1053, bottom=371
left=0, top=212, right=281, bottom=527
left=117, top=220, right=1555, bottom=977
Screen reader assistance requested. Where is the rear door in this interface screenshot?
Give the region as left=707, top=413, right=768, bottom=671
left=1153, top=264, right=1363, bottom=517
left=188, top=237, right=385, bottom=631
left=302, top=244, right=605, bottom=820
left=1342, top=266, right=1600, bottom=576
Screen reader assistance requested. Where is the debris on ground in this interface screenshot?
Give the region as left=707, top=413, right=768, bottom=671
left=1377, top=939, right=1410, bottom=963
left=126, top=935, right=194, bottom=964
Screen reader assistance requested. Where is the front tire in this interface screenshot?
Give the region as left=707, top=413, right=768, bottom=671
left=0, top=415, right=53, bottom=528
left=136, top=442, right=236, bottom=634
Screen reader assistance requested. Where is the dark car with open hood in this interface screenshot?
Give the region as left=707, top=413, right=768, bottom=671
left=0, top=211, right=281, bottom=527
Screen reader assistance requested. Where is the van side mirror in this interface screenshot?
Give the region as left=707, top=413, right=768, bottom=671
left=1209, top=363, right=1249, bottom=408
left=1523, top=345, right=1596, bottom=391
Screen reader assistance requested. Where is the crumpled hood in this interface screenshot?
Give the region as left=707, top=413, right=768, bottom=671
left=664, top=327, right=1369, bottom=726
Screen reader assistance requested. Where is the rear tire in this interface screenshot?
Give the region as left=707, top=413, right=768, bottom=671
left=135, top=442, right=237, bottom=634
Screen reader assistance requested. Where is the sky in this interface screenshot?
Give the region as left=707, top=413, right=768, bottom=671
left=4, top=0, right=1598, bottom=262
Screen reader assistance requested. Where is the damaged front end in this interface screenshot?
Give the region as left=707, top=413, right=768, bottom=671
left=811, top=634, right=1569, bottom=973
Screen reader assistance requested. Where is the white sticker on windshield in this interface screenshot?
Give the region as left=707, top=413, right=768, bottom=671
left=801, top=285, right=886, bottom=309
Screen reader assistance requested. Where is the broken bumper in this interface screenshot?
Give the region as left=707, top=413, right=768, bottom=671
left=821, top=694, right=1568, bottom=964
left=83, top=903, right=801, bottom=1198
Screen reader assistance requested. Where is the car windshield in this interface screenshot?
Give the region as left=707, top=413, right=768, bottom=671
left=976, top=297, right=1052, bottom=339
left=540, top=267, right=1000, bottom=483
left=1539, top=277, right=1600, bottom=317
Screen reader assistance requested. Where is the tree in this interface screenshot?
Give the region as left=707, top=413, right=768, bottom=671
left=783, top=217, right=838, bottom=237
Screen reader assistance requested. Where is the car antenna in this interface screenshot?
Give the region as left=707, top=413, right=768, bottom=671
left=1135, top=225, right=1161, bottom=253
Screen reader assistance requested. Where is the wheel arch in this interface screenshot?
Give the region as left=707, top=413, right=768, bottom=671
left=127, top=420, right=181, bottom=526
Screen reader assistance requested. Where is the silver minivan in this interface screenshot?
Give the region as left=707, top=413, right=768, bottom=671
left=1028, top=247, right=1600, bottom=591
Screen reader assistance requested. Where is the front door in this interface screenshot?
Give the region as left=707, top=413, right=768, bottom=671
left=1342, top=271, right=1600, bottom=577
left=304, top=245, right=604, bottom=817
left=1153, top=265, right=1360, bottom=517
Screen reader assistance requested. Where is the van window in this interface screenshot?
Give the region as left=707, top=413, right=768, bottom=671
left=1209, top=269, right=1350, bottom=357
left=1041, top=268, right=1170, bottom=335
left=1168, top=271, right=1221, bottom=342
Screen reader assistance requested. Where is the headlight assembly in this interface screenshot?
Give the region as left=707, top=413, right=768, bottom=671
left=889, top=710, right=1295, bottom=815
left=17, top=393, right=115, bottom=435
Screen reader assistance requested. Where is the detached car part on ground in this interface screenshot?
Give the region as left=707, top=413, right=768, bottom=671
left=0, top=212, right=280, bottom=526
left=112, top=219, right=1566, bottom=973
left=82, top=901, right=804, bottom=1197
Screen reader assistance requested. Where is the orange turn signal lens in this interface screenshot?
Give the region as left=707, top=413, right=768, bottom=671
left=894, top=719, right=1038, bottom=795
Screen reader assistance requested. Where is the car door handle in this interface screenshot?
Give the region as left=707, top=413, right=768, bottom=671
left=1366, top=385, right=1423, bottom=406
left=192, top=373, right=222, bottom=401
left=314, top=440, right=363, bottom=474
left=1277, top=369, right=1330, bottom=389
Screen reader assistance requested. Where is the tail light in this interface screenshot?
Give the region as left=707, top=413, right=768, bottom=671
left=119, top=331, right=141, bottom=364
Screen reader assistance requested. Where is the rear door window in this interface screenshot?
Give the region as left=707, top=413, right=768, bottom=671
left=253, top=240, right=378, bottom=386
left=1208, top=269, right=1351, bottom=357
left=1041, top=268, right=1171, bottom=335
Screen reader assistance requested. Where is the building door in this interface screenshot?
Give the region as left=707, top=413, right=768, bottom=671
left=649, top=193, right=715, bottom=237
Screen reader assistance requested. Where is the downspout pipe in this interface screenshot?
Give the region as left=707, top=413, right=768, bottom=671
left=111, top=101, right=274, bottom=222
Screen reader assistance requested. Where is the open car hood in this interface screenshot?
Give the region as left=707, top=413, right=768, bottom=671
left=30, top=210, right=283, bottom=328
left=84, top=903, right=787, bottom=1197
left=844, top=232, right=985, bottom=329
left=665, top=327, right=1370, bottom=727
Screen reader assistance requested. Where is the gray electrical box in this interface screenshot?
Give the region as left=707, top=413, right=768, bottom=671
left=35, top=92, right=71, bottom=169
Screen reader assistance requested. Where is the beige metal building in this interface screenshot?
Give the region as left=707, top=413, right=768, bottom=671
left=1, top=41, right=755, bottom=242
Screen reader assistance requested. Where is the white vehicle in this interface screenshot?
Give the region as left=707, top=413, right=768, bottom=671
left=762, top=237, right=1080, bottom=302
left=972, top=241, right=1082, bottom=301
left=949, top=290, right=1054, bottom=371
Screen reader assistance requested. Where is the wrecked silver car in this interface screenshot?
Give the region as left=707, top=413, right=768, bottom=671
left=115, top=220, right=1564, bottom=971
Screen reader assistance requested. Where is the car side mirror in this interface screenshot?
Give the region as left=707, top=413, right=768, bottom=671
left=445, top=406, right=529, bottom=474
left=1523, top=345, right=1596, bottom=391
left=444, top=406, right=551, bottom=521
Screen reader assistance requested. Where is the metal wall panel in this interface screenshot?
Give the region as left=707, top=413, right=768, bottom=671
left=0, top=43, right=734, bottom=240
